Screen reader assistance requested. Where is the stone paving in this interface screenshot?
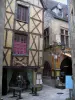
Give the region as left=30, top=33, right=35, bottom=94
left=2, top=85, right=69, bottom=100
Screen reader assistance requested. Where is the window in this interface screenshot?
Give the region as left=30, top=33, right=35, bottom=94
left=17, top=4, right=28, bottom=22
left=52, top=6, right=63, bottom=18
left=58, top=9, right=63, bottom=17
left=60, top=29, right=69, bottom=47
left=44, top=28, right=49, bottom=48
left=13, top=34, right=28, bottom=55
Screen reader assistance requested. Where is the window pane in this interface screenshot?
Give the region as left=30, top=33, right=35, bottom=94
left=44, top=31, right=46, bottom=37
left=44, top=38, right=46, bottom=48
left=61, top=29, right=64, bottom=34
left=23, top=7, right=26, bottom=21
left=65, top=30, right=68, bottom=35
left=66, top=36, right=69, bottom=47
left=22, top=7, right=25, bottom=21
left=61, top=35, right=64, bottom=45
left=17, top=5, right=28, bottom=22
left=17, top=5, right=22, bottom=20
left=25, top=7, right=28, bottom=21
left=14, top=35, right=20, bottom=42
left=24, top=37, right=26, bottom=43
left=47, top=36, right=49, bottom=47
left=17, top=5, right=20, bottom=19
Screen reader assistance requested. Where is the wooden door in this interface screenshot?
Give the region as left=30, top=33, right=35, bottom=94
left=2, top=68, right=7, bottom=95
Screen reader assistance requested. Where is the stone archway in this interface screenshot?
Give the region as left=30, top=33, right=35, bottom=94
left=43, top=61, right=51, bottom=77
left=43, top=61, right=55, bottom=87
left=60, top=57, right=72, bottom=83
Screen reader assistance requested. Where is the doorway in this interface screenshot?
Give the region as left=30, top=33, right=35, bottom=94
left=2, top=68, right=7, bottom=95
left=43, top=61, right=51, bottom=77
left=60, top=57, right=72, bottom=83
left=9, top=69, right=30, bottom=90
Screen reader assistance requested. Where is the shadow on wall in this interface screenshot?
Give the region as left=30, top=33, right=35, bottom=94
left=60, top=57, right=72, bottom=83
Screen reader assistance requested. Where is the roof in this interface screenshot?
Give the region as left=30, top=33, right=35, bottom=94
left=41, top=0, right=68, bottom=22
left=40, top=0, right=44, bottom=8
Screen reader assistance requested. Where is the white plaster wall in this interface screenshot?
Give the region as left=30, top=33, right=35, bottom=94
left=51, top=18, right=69, bottom=44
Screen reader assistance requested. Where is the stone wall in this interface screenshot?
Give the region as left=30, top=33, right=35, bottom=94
left=44, top=10, right=69, bottom=45
left=0, top=0, right=5, bottom=98
left=68, top=0, right=75, bottom=99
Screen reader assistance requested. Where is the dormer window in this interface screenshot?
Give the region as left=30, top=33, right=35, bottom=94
left=57, top=4, right=63, bottom=17
left=57, top=4, right=62, bottom=10
left=52, top=4, right=63, bottom=18
left=52, top=8, right=63, bottom=17
left=52, top=8, right=59, bottom=15
left=58, top=9, right=63, bottom=17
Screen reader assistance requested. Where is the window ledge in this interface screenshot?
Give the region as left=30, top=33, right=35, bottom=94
left=16, top=19, right=28, bottom=24
left=12, top=54, right=29, bottom=57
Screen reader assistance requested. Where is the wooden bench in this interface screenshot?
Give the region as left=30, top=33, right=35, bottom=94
left=9, top=86, right=23, bottom=99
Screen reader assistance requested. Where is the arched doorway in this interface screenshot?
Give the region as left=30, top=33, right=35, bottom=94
left=43, top=61, right=55, bottom=87
left=60, top=57, right=72, bottom=83
left=43, top=61, right=51, bottom=77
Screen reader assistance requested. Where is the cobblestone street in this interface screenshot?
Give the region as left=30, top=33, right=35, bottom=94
left=2, top=85, right=69, bottom=100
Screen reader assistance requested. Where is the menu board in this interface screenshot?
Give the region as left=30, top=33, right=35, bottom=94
left=37, top=74, right=42, bottom=80
left=36, top=79, right=42, bottom=84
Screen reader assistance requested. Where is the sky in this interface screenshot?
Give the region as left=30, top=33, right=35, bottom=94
left=53, top=0, right=67, bottom=4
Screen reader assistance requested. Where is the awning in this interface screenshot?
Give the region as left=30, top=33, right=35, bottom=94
left=62, top=53, right=71, bottom=58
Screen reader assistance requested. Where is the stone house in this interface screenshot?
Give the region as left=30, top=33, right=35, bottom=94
left=41, top=0, right=72, bottom=85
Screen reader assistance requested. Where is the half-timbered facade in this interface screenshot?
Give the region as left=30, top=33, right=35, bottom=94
left=2, top=0, right=43, bottom=95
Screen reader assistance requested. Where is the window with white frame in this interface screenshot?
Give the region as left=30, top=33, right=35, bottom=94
left=60, top=28, right=69, bottom=47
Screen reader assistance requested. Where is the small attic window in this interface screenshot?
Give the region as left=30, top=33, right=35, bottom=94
left=52, top=8, right=59, bottom=14
left=57, top=4, right=62, bottom=10
left=52, top=7, right=63, bottom=18
left=58, top=10, right=63, bottom=17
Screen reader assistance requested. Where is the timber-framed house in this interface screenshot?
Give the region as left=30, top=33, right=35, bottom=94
left=2, top=0, right=43, bottom=95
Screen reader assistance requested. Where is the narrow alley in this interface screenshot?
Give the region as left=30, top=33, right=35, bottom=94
left=2, top=85, right=69, bottom=100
